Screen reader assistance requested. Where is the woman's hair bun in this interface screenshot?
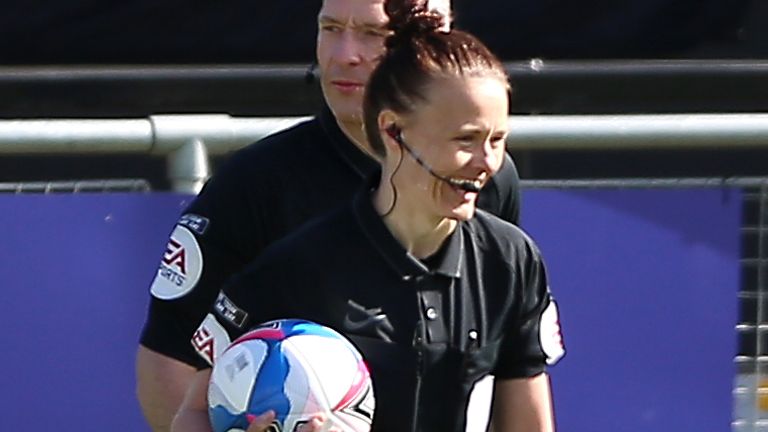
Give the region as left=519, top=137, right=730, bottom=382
left=385, top=1, right=447, bottom=50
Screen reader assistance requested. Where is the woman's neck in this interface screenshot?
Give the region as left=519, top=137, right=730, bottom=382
left=373, top=185, right=457, bottom=259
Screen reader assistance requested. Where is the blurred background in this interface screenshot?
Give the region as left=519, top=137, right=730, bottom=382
left=1, top=0, right=767, bottom=184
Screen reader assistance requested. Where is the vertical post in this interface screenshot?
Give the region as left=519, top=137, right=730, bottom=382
left=756, top=182, right=768, bottom=430
left=167, top=138, right=210, bottom=194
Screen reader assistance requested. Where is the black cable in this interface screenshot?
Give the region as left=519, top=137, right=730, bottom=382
left=381, top=148, right=404, bottom=218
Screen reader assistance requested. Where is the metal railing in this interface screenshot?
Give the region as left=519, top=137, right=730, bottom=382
left=2, top=113, right=768, bottom=193
left=734, top=181, right=768, bottom=432
left=0, top=179, right=150, bottom=193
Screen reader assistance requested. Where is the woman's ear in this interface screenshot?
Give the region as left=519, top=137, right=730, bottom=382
left=378, top=110, right=401, bottom=151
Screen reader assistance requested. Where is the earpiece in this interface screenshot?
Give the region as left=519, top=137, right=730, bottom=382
left=304, top=62, right=318, bottom=85
left=385, top=124, right=401, bottom=141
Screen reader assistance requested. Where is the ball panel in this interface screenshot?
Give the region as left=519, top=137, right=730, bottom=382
left=208, top=320, right=374, bottom=432
left=209, top=342, right=267, bottom=414
left=247, top=344, right=293, bottom=425
left=284, top=334, right=360, bottom=409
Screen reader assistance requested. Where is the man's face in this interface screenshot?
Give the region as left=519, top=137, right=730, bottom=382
left=316, top=0, right=390, bottom=125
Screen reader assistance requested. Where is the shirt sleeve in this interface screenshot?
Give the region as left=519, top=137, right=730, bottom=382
left=493, top=238, right=565, bottom=379
left=139, top=151, right=267, bottom=367
left=478, top=151, right=521, bottom=226
left=497, top=151, right=522, bottom=226
left=189, top=252, right=290, bottom=369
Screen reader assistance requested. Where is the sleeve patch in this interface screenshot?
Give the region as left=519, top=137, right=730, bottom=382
left=192, top=313, right=232, bottom=366
left=539, top=298, right=565, bottom=366
left=214, top=291, right=249, bottom=328
left=149, top=225, right=203, bottom=300
left=178, top=213, right=210, bottom=235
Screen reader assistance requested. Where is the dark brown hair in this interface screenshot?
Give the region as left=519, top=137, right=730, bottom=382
left=363, top=1, right=509, bottom=157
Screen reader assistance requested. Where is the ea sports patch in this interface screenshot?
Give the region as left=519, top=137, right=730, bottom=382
left=539, top=297, right=565, bottom=365
left=149, top=225, right=203, bottom=300
left=192, top=313, right=232, bottom=366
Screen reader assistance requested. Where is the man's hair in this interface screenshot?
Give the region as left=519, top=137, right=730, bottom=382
left=363, top=1, right=509, bottom=157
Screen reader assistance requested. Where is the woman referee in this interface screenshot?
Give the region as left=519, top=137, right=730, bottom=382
left=173, top=3, right=565, bottom=431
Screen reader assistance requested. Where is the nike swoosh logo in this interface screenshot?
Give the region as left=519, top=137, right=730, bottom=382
left=343, top=300, right=395, bottom=342
left=343, top=313, right=389, bottom=331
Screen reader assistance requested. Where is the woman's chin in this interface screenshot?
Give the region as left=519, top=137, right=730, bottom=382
left=449, top=203, right=477, bottom=221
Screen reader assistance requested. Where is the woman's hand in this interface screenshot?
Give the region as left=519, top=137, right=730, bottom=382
left=245, top=411, right=276, bottom=432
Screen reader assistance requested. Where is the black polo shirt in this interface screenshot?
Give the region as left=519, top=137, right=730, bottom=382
left=141, top=107, right=522, bottom=367
left=193, top=177, right=564, bottom=432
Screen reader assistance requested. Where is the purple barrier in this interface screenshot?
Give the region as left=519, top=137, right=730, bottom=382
left=0, top=189, right=740, bottom=431
left=0, top=194, right=189, bottom=432
left=522, top=189, right=741, bottom=431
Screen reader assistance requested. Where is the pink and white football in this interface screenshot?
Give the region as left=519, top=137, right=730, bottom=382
left=208, top=319, right=375, bottom=432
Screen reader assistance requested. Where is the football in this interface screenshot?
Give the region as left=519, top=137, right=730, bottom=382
left=208, top=319, right=375, bottom=432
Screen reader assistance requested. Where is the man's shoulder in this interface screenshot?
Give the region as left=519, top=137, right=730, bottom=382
left=488, top=151, right=520, bottom=190
left=225, top=117, right=323, bottom=167
left=470, top=209, right=519, bottom=236
left=469, top=210, right=537, bottom=256
left=272, top=204, right=354, bottom=252
left=254, top=203, right=356, bottom=270
left=477, top=151, right=521, bottom=225
left=188, top=117, right=325, bottom=207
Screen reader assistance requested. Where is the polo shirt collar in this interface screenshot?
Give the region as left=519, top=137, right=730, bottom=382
left=426, top=223, right=464, bottom=278
left=352, top=173, right=464, bottom=280
left=318, top=106, right=379, bottom=179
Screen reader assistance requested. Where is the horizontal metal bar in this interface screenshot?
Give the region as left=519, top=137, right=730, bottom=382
left=743, top=227, right=768, bottom=234
left=741, top=258, right=768, bottom=266
left=0, top=119, right=152, bottom=153
left=0, top=179, right=151, bottom=193
left=148, top=115, right=310, bottom=155
left=508, top=114, right=768, bottom=150
left=0, top=115, right=309, bottom=155
left=0, top=64, right=312, bottom=82
left=735, top=324, right=768, bottom=332
left=505, top=59, right=768, bottom=77
left=3, top=113, right=768, bottom=155
left=3, top=60, right=767, bottom=82
left=520, top=177, right=768, bottom=189
left=3, top=62, right=766, bottom=117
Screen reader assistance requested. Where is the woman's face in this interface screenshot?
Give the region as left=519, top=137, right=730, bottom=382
left=391, top=75, right=509, bottom=222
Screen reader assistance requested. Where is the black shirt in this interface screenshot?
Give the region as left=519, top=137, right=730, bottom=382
left=193, top=177, right=564, bottom=432
left=141, top=107, right=521, bottom=366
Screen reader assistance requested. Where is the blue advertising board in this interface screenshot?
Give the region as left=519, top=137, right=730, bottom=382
left=523, top=188, right=741, bottom=431
left=0, top=188, right=740, bottom=431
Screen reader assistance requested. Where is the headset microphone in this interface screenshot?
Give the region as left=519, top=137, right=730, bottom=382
left=304, top=62, right=318, bottom=85
left=386, top=125, right=482, bottom=193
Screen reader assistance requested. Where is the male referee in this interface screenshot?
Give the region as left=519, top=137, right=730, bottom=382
left=135, top=0, right=522, bottom=430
